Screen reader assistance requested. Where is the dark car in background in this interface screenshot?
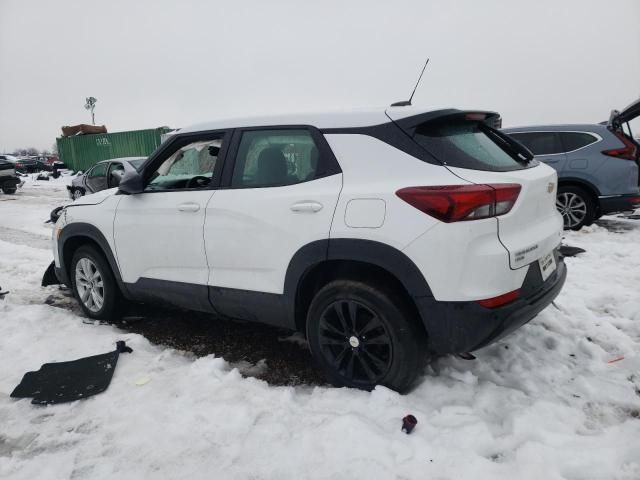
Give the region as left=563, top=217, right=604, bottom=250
left=504, top=99, right=640, bottom=229
left=0, top=158, right=21, bottom=194
left=68, top=157, right=146, bottom=199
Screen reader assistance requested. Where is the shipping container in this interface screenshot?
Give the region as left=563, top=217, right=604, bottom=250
left=56, top=127, right=170, bottom=172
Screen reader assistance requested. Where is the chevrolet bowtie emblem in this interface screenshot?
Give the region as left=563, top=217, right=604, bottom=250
left=547, top=182, right=555, bottom=193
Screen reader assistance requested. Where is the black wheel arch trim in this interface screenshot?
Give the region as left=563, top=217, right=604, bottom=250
left=57, top=222, right=130, bottom=298
left=283, top=238, right=434, bottom=330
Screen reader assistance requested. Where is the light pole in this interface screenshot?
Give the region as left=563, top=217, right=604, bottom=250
left=84, top=97, right=97, bottom=125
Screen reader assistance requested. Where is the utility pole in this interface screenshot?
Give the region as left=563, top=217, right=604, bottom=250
left=84, top=97, right=97, bottom=125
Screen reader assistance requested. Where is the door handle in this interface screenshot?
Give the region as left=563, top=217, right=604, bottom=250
left=177, top=202, right=200, bottom=212
left=290, top=201, right=323, bottom=213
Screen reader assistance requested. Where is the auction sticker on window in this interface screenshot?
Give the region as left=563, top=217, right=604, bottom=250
left=539, top=251, right=556, bottom=282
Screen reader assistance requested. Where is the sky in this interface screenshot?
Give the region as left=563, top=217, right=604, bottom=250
left=1, top=0, right=639, bottom=152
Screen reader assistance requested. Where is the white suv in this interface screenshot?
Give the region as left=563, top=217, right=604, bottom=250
left=51, top=107, right=566, bottom=392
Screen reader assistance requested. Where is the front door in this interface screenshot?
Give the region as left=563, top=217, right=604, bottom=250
left=113, top=133, right=227, bottom=291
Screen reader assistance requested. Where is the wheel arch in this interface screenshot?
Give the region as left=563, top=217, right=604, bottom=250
left=284, top=239, right=433, bottom=335
left=58, top=223, right=128, bottom=297
left=557, top=177, right=601, bottom=208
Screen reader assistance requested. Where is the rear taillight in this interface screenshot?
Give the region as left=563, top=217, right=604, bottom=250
left=602, top=132, right=638, bottom=161
left=476, top=289, right=521, bottom=309
left=396, top=184, right=521, bottom=222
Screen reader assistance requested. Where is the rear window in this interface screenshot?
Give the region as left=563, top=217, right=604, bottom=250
left=413, top=120, right=530, bottom=172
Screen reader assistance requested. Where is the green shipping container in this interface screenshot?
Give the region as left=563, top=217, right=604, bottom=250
left=56, top=127, right=171, bottom=172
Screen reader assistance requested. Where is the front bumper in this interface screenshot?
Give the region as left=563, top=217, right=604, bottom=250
left=416, top=252, right=567, bottom=354
left=599, top=194, right=640, bottom=215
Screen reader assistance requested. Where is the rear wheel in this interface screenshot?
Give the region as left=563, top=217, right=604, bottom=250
left=556, top=186, right=595, bottom=230
left=71, top=245, right=123, bottom=321
left=2, top=187, right=16, bottom=194
left=306, top=279, right=426, bottom=393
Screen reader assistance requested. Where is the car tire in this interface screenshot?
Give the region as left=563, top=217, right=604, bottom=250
left=71, top=188, right=84, bottom=200
left=306, top=279, right=427, bottom=393
left=2, top=187, right=17, bottom=194
left=556, top=186, right=595, bottom=231
left=71, top=245, right=123, bottom=321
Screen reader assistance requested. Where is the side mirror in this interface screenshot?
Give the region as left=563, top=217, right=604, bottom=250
left=118, top=170, right=144, bottom=195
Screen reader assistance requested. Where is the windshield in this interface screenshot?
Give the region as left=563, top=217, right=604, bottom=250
left=414, top=120, right=532, bottom=172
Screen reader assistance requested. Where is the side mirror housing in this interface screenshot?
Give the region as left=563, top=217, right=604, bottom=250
left=118, top=170, right=144, bottom=195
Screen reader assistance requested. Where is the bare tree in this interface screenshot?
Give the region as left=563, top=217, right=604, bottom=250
left=26, top=147, right=39, bottom=156
left=84, top=96, right=97, bottom=125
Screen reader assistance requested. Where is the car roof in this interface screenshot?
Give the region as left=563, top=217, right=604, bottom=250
left=177, top=106, right=458, bottom=133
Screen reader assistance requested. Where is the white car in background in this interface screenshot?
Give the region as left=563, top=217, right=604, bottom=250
left=50, top=106, right=566, bottom=392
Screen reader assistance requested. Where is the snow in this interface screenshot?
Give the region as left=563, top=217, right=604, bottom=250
left=1, top=181, right=640, bottom=479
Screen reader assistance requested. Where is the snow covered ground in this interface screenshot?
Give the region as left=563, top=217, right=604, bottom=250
left=1, top=178, right=639, bottom=480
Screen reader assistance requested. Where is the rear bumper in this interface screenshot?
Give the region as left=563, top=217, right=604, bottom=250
left=416, top=252, right=567, bottom=354
left=599, top=194, right=640, bottom=215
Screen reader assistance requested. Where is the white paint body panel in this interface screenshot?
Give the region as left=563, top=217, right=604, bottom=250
left=54, top=194, right=121, bottom=269
left=325, top=133, right=532, bottom=302
left=448, top=163, right=563, bottom=269
left=114, top=191, right=215, bottom=284
left=204, top=175, right=342, bottom=293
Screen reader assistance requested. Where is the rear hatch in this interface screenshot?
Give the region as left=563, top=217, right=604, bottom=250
left=387, top=108, right=563, bottom=270
left=608, top=98, right=640, bottom=169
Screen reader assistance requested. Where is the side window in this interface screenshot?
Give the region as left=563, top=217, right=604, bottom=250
left=88, top=163, right=108, bottom=178
left=231, top=129, right=321, bottom=188
left=509, top=132, right=563, bottom=156
left=558, top=132, right=597, bottom=152
left=146, top=136, right=223, bottom=191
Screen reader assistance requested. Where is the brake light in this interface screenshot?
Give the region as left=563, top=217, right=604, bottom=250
left=477, top=289, right=521, bottom=308
left=602, top=132, right=638, bottom=160
left=396, top=184, right=521, bottom=222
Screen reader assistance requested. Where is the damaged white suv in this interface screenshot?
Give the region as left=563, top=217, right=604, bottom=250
left=52, top=107, right=566, bottom=392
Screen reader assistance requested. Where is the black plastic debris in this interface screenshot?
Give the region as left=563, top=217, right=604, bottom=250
left=0, top=286, right=9, bottom=300
left=11, top=341, right=133, bottom=405
left=402, top=414, right=418, bottom=434
left=42, top=261, right=61, bottom=287
left=559, top=245, right=586, bottom=258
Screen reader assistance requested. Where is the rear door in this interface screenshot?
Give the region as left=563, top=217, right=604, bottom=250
left=204, top=127, right=342, bottom=294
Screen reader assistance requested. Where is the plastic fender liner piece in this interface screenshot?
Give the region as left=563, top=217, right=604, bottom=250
left=0, top=286, right=9, bottom=299
left=10, top=341, right=133, bottom=405
left=42, top=261, right=61, bottom=287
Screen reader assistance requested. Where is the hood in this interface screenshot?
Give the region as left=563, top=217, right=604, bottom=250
left=69, top=187, right=118, bottom=206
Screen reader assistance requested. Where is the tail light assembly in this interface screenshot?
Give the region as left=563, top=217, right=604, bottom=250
left=396, top=184, right=521, bottom=222
left=602, top=131, right=638, bottom=161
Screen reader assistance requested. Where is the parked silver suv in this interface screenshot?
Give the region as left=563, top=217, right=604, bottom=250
left=504, top=99, right=640, bottom=229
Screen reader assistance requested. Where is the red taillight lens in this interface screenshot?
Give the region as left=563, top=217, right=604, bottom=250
left=396, top=184, right=521, bottom=222
left=477, top=289, right=521, bottom=309
left=602, top=132, right=638, bottom=161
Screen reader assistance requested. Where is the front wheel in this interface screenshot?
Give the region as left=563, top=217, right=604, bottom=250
left=2, top=187, right=17, bottom=194
left=71, top=245, right=123, bottom=320
left=556, top=186, right=595, bottom=230
left=306, top=280, right=426, bottom=393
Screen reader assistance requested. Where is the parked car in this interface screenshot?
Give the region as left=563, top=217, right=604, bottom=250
left=51, top=107, right=566, bottom=392
left=68, top=157, right=146, bottom=200
left=503, top=99, right=640, bottom=229
left=0, top=158, right=21, bottom=194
